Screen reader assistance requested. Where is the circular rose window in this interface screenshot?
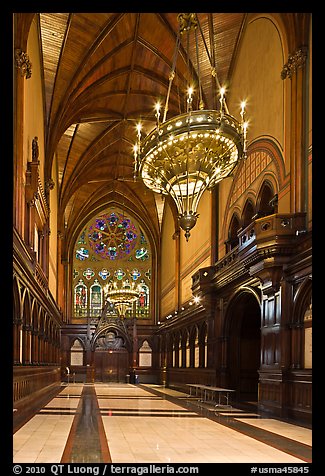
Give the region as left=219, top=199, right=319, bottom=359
left=88, top=212, right=137, bottom=260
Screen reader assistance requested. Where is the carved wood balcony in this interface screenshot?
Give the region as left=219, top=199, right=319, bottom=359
left=192, top=212, right=307, bottom=294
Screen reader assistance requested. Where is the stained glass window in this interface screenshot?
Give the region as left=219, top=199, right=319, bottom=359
left=90, top=279, right=102, bottom=317
left=88, top=212, right=137, bottom=260
left=135, top=248, right=149, bottom=260
left=72, top=208, right=152, bottom=319
left=114, top=269, right=126, bottom=280
left=98, top=268, right=110, bottom=280
left=74, top=280, right=87, bottom=316
left=130, top=269, right=141, bottom=281
left=83, top=268, right=95, bottom=280
left=76, top=247, right=89, bottom=261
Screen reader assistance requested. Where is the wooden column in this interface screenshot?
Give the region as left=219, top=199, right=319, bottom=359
left=44, top=337, right=49, bottom=364
left=44, top=180, right=55, bottom=279
left=31, top=330, right=38, bottom=364
left=281, top=47, right=308, bottom=214
left=13, top=319, right=22, bottom=364
left=214, top=297, right=224, bottom=379
left=13, top=48, right=32, bottom=237
left=22, top=325, right=31, bottom=365
left=290, top=323, right=304, bottom=369
left=56, top=232, right=65, bottom=317
left=62, top=258, right=70, bottom=321
left=38, top=333, right=44, bottom=364
left=132, top=318, right=138, bottom=371
left=173, top=229, right=181, bottom=311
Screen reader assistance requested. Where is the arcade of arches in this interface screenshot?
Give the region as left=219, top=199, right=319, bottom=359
left=13, top=12, right=312, bottom=464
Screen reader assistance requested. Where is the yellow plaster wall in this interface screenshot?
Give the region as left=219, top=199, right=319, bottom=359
left=227, top=16, right=284, bottom=153
left=160, top=200, right=176, bottom=316
left=218, top=16, right=286, bottom=258
left=25, top=17, right=45, bottom=186
left=180, top=190, right=212, bottom=303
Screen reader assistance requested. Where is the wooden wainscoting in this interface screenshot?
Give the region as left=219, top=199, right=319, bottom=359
left=286, top=369, right=312, bottom=424
left=13, top=365, right=61, bottom=432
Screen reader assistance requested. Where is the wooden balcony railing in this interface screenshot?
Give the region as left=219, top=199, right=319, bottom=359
left=192, top=213, right=307, bottom=291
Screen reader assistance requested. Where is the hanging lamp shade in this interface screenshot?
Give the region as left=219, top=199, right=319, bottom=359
left=134, top=13, right=248, bottom=240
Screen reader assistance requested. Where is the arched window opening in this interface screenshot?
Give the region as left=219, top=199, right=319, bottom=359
left=204, top=332, right=208, bottom=368
left=72, top=208, right=152, bottom=320
left=226, top=214, right=240, bottom=253
left=194, top=329, right=199, bottom=368
left=74, top=279, right=87, bottom=317
left=90, top=279, right=102, bottom=317
left=185, top=334, right=190, bottom=368
left=242, top=200, right=255, bottom=230
left=178, top=336, right=182, bottom=368
left=256, top=182, right=277, bottom=218
left=172, top=336, right=176, bottom=367
left=136, top=281, right=149, bottom=318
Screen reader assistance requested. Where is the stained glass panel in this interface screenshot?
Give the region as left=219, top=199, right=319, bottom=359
left=88, top=212, right=137, bottom=260
left=90, top=279, right=102, bottom=317
left=72, top=208, right=152, bottom=319
left=74, top=280, right=87, bottom=316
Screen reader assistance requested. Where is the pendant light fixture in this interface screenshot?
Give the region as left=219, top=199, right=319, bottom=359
left=134, top=13, right=248, bottom=240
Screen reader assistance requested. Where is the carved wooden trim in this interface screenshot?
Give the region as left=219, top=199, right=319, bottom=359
left=15, top=48, right=32, bottom=79
left=45, top=178, right=55, bottom=195
left=281, top=47, right=308, bottom=80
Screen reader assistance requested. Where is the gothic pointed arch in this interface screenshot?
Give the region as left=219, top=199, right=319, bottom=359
left=13, top=275, right=21, bottom=321
left=226, top=213, right=241, bottom=252
left=70, top=336, right=85, bottom=350
left=91, top=320, right=132, bottom=352
left=199, top=320, right=208, bottom=368
left=222, top=138, right=286, bottom=251
left=292, top=277, right=312, bottom=370
left=256, top=180, right=277, bottom=217
left=223, top=288, right=261, bottom=399
left=190, top=324, right=199, bottom=368
left=293, top=277, right=312, bottom=324
left=71, top=206, right=153, bottom=321
left=241, top=198, right=255, bottom=229
left=22, top=288, right=32, bottom=327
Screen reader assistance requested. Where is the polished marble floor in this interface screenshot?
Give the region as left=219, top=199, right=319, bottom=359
left=13, top=383, right=312, bottom=464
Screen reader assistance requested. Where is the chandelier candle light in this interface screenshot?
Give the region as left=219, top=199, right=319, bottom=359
left=104, top=280, right=141, bottom=318
left=134, top=13, right=249, bottom=240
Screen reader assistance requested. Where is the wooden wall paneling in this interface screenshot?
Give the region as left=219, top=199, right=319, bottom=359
left=13, top=365, right=61, bottom=432
left=94, top=350, right=128, bottom=382
left=286, top=370, right=312, bottom=422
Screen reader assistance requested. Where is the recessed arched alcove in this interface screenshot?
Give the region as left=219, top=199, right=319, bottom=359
left=92, top=323, right=131, bottom=382
left=224, top=290, right=261, bottom=402
left=226, top=213, right=241, bottom=252
left=241, top=200, right=255, bottom=229
left=257, top=181, right=277, bottom=217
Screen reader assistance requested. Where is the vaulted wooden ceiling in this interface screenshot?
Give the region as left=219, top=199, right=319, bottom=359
left=37, top=12, right=246, bottom=247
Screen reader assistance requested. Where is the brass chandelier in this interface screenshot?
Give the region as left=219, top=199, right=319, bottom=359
left=104, top=280, right=140, bottom=318
left=134, top=13, right=248, bottom=240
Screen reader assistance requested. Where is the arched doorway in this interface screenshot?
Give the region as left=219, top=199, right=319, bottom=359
left=225, top=290, right=261, bottom=402
left=92, top=324, right=132, bottom=383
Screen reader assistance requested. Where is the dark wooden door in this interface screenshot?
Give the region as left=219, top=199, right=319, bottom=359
left=94, top=350, right=129, bottom=382
left=227, top=292, right=261, bottom=401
